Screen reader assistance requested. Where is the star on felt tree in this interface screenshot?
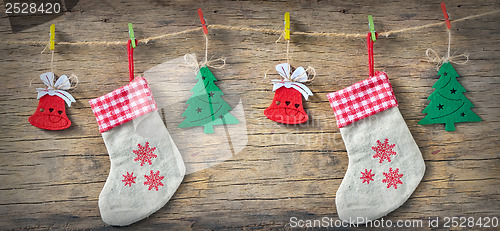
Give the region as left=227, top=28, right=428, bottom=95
left=178, top=66, right=239, bottom=134
left=419, top=62, right=481, bottom=131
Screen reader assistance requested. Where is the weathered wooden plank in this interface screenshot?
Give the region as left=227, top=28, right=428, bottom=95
left=0, top=0, right=498, bottom=229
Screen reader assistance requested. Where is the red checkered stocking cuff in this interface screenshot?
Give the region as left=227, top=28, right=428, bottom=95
left=327, top=72, right=398, bottom=128
left=89, top=77, right=157, bottom=133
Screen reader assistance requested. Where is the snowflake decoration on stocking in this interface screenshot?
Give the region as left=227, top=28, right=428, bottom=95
left=360, top=169, right=375, bottom=184
left=372, top=138, right=397, bottom=163
left=133, top=142, right=157, bottom=166
left=122, top=172, right=136, bottom=187
left=144, top=170, right=164, bottom=191
left=382, top=167, right=403, bottom=189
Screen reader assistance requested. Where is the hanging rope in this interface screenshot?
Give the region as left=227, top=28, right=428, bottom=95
left=4, top=9, right=498, bottom=46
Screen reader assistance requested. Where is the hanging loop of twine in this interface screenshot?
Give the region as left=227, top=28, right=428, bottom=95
left=305, top=66, right=316, bottom=82
left=184, top=33, right=227, bottom=72
left=266, top=27, right=316, bottom=84
left=425, top=48, right=469, bottom=70
left=426, top=29, right=468, bottom=70
left=40, top=41, right=55, bottom=74
left=36, top=39, right=78, bottom=90
left=67, top=74, right=79, bottom=90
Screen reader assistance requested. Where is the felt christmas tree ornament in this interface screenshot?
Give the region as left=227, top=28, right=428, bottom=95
left=178, top=65, right=239, bottom=134
left=419, top=19, right=481, bottom=131
left=178, top=13, right=239, bottom=134
left=327, top=33, right=425, bottom=224
left=264, top=63, right=313, bottom=124
left=144, top=54, right=248, bottom=175
left=419, top=62, right=481, bottom=131
left=89, top=40, right=185, bottom=226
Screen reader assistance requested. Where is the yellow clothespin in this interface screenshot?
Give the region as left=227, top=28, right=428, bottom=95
left=284, top=12, right=290, bottom=40
left=49, top=24, right=55, bottom=50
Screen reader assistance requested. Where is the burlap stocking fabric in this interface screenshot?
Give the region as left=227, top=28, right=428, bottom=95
left=89, top=77, right=185, bottom=226
left=327, top=72, right=425, bottom=224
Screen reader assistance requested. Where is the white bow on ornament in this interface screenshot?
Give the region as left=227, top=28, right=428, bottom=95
left=271, top=63, right=313, bottom=100
left=36, top=72, right=76, bottom=107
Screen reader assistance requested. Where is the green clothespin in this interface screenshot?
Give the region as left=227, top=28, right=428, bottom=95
left=128, top=23, right=136, bottom=48
left=368, top=15, right=376, bottom=41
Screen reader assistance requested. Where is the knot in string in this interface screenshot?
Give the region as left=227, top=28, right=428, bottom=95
left=183, top=34, right=226, bottom=71
left=426, top=30, right=468, bottom=70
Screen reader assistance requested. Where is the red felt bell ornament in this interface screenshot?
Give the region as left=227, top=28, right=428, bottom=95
left=29, top=72, right=76, bottom=130
left=264, top=63, right=313, bottom=124
left=29, top=95, right=71, bottom=130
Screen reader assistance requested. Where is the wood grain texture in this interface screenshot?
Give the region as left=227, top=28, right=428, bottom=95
left=0, top=0, right=499, bottom=229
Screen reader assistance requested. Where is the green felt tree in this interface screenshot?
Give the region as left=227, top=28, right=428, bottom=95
left=178, top=66, right=239, bottom=134
left=419, top=62, right=481, bottom=131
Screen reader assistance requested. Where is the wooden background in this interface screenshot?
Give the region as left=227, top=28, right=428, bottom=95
left=1, top=0, right=499, bottom=229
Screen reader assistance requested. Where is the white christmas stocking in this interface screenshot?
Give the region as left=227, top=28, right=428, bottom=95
left=89, top=77, right=185, bottom=226
left=327, top=72, right=425, bottom=224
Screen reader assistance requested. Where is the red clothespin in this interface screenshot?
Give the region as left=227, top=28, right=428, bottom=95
left=441, top=2, right=451, bottom=29
left=198, top=8, right=208, bottom=34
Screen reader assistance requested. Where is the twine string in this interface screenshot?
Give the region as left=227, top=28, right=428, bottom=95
left=305, top=66, right=316, bottom=82
left=67, top=74, right=79, bottom=90
left=203, top=34, right=208, bottom=66
left=425, top=29, right=469, bottom=70
left=184, top=32, right=227, bottom=70
left=6, top=9, right=498, bottom=46
left=266, top=27, right=316, bottom=84
left=274, top=31, right=290, bottom=63
left=183, top=54, right=200, bottom=74
left=40, top=42, right=55, bottom=84
left=50, top=50, right=54, bottom=75
left=36, top=37, right=79, bottom=92
left=286, top=39, right=290, bottom=64
left=447, top=29, right=451, bottom=59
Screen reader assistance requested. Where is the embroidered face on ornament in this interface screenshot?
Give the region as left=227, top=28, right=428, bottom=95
left=29, top=72, right=75, bottom=130
left=264, top=63, right=313, bottom=124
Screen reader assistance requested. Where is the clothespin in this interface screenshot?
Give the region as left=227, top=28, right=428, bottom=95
left=198, top=8, right=208, bottom=34
left=284, top=12, right=290, bottom=40
left=440, top=2, right=452, bottom=29
left=368, top=15, right=376, bottom=41
left=49, top=24, right=55, bottom=50
left=128, top=23, right=136, bottom=48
